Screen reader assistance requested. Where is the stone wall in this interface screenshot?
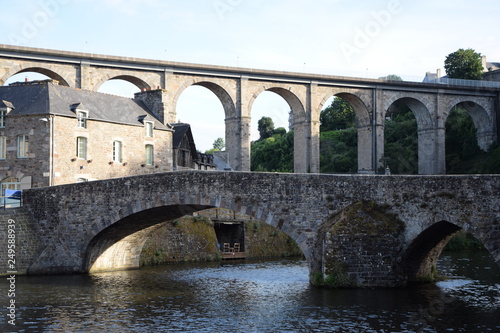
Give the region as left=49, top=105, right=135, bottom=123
left=0, top=208, right=43, bottom=275
left=17, top=171, right=500, bottom=287
left=139, top=214, right=302, bottom=266
left=316, top=201, right=406, bottom=288
left=52, top=116, right=173, bottom=185
left=0, top=115, right=51, bottom=188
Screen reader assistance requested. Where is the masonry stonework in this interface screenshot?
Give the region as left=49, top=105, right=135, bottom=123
left=1, top=45, right=498, bottom=174
left=5, top=171, right=498, bottom=288
left=52, top=116, right=172, bottom=185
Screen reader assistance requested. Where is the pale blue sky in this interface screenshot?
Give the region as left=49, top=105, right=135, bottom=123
left=1, top=0, right=499, bottom=150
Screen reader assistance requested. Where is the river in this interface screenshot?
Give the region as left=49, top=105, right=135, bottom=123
left=1, top=251, right=499, bottom=332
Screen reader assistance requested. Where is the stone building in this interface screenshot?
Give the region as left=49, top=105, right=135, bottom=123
left=171, top=122, right=217, bottom=171
left=0, top=79, right=175, bottom=194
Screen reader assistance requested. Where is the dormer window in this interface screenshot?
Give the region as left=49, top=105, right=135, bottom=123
left=70, top=103, right=89, bottom=129
left=77, top=111, right=88, bottom=128
left=0, top=100, right=14, bottom=128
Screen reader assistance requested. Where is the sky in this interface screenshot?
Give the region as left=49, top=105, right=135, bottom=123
left=1, top=0, right=499, bottom=151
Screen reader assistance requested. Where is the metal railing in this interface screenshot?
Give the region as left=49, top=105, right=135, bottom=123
left=425, top=77, right=500, bottom=89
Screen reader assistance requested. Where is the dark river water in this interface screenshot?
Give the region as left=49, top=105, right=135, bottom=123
left=1, top=251, right=499, bottom=332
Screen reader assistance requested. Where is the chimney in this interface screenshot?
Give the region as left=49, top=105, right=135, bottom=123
left=134, top=89, right=171, bottom=124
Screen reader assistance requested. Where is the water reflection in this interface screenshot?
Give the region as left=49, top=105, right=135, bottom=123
left=3, top=253, right=500, bottom=332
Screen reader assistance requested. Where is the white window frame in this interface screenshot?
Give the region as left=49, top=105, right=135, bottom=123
left=17, top=135, right=29, bottom=158
left=77, top=110, right=88, bottom=128
left=0, top=136, right=6, bottom=159
left=113, top=140, right=122, bottom=163
left=0, top=110, right=6, bottom=128
left=145, top=121, right=154, bottom=138
left=77, top=136, right=87, bottom=159
left=145, top=144, right=154, bottom=165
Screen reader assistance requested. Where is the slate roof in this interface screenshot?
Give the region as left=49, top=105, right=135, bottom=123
left=171, top=123, right=196, bottom=149
left=0, top=80, right=170, bottom=130
left=486, top=62, right=500, bottom=71
left=171, top=123, right=198, bottom=159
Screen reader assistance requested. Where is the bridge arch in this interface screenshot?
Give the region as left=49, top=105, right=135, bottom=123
left=401, top=221, right=461, bottom=282
left=445, top=99, right=496, bottom=151
left=318, top=90, right=372, bottom=172
left=94, top=74, right=152, bottom=92
left=318, top=90, right=371, bottom=127
left=83, top=194, right=303, bottom=273
left=401, top=219, right=499, bottom=283
left=247, top=85, right=306, bottom=122
left=384, top=96, right=436, bottom=174
left=247, top=84, right=307, bottom=172
left=173, top=79, right=237, bottom=120
left=84, top=204, right=213, bottom=272
left=1, top=64, right=71, bottom=87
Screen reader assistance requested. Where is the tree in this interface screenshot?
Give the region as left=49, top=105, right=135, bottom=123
left=379, top=74, right=403, bottom=81
left=445, top=107, right=482, bottom=173
left=320, top=97, right=356, bottom=132
left=251, top=130, right=294, bottom=172
left=212, top=137, right=225, bottom=151
left=383, top=106, right=418, bottom=174
left=258, top=116, right=275, bottom=140
left=444, top=48, right=483, bottom=80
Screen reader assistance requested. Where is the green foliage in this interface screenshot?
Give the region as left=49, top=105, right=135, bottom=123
left=258, top=116, right=275, bottom=140
left=320, top=97, right=356, bottom=132
left=273, top=127, right=287, bottom=136
left=319, top=97, right=357, bottom=173
left=379, top=74, right=403, bottom=81
left=251, top=130, right=294, bottom=172
left=445, top=230, right=485, bottom=251
left=320, top=129, right=357, bottom=173
left=312, top=262, right=357, bottom=288
left=444, top=48, right=484, bottom=80
left=212, top=137, right=225, bottom=151
left=250, top=97, right=500, bottom=175
left=445, top=107, right=484, bottom=174
left=383, top=105, right=418, bottom=174
left=481, top=144, right=500, bottom=173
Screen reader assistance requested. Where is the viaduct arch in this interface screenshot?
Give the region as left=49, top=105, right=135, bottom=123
left=0, top=44, right=499, bottom=174
left=9, top=171, right=499, bottom=288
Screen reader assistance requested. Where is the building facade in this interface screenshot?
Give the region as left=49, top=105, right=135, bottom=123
left=0, top=80, right=174, bottom=194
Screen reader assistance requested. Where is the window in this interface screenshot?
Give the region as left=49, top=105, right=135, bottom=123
left=0, top=110, right=6, bottom=128
left=0, top=136, right=6, bottom=159
left=145, top=144, right=154, bottom=165
left=77, top=111, right=88, bottom=128
left=145, top=122, right=153, bottom=137
left=17, top=135, right=29, bottom=158
left=113, top=140, right=122, bottom=162
left=77, top=137, right=87, bottom=159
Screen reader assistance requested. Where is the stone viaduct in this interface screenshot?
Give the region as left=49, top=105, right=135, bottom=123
left=1, top=171, right=499, bottom=288
left=1, top=44, right=499, bottom=174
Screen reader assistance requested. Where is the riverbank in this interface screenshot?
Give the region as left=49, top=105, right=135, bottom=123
left=140, top=211, right=303, bottom=266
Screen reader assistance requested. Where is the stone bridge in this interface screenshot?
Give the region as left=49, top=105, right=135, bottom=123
left=2, top=171, right=499, bottom=288
left=1, top=44, right=499, bottom=174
